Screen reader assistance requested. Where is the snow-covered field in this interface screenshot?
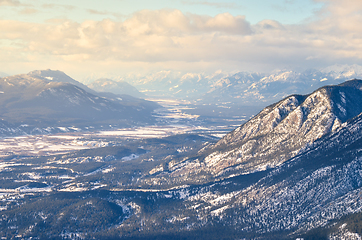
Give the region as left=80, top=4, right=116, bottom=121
left=0, top=125, right=205, bottom=157
left=0, top=134, right=104, bottom=157
left=95, top=125, right=205, bottom=138
left=150, top=98, right=200, bottom=122
left=0, top=98, right=248, bottom=158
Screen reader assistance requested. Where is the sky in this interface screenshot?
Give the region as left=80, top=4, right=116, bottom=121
left=0, top=0, right=361, bottom=81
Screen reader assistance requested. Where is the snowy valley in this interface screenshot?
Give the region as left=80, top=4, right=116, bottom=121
left=2, top=69, right=362, bottom=239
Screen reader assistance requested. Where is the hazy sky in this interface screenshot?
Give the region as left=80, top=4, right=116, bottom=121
left=0, top=0, right=361, bottom=81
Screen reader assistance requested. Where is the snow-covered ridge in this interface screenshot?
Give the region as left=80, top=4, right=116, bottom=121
left=151, top=80, right=362, bottom=185
left=117, top=65, right=362, bottom=105
left=203, top=80, right=362, bottom=177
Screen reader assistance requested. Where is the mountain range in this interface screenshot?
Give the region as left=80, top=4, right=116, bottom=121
left=118, top=65, right=362, bottom=107
left=87, top=78, right=144, bottom=98
left=128, top=80, right=362, bottom=187
left=0, top=70, right=159, bottom=136
left=3, top=79, right=362, bottom=239
left=112, top=79, right=362, bottom=239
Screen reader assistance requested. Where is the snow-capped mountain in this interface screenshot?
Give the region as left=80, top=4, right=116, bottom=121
left=152, top=110, right=362, bottom=239
left=204, top=80, right=362, bottom=177
left=0, top=70, right=159, bottom=136
left=125, top=70, right=230, bottom=99
left=112, top=79, right=362, bottom=239
left=140, top=79, right=362, bottom=186
left=29, top=69, right=92, bottom=92
left=126, top=66, right=362, bottom=106
left=87, top=78, right=144, bottom=98
left=4, top=79, right=362, bottom=239
left=29, top=69, right=141, bottom=100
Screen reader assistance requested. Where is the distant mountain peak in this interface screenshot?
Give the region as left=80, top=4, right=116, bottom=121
left=0, top=71, right=159, bottom=136
left=29, top=69, right=63, bottom=75
left=28, top=69, right=79, bottom=84
left=87, top=78, right=144, bottom=98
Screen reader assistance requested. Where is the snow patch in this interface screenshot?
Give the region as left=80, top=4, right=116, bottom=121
left=329, top=223, right=362, bottom=240
left=121, top=154, right=139, bottom=161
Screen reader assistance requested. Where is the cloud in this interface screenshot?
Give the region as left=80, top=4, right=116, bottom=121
left=0, top=0, right=32, bottom=7
left=122, top=10, right=252, bottom=36
left=0, top=9, right=252, bottom=67
left=181, top=0, right=241, bottom=9
left=0, top=0, right=20, bottom=6
left=19, top=7, right=38, bottom=14
left=87, top=9, right=125, bottom=19
left=87, top=9, right=111, bottom=15
left=42, top=3, right=75, bottom=11
left=2, top=3, right=362, bottom=76
left=313, top=0, right=362, bottom=32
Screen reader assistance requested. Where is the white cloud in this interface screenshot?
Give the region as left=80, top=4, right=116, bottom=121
left=42, top=3, right=75, bottom=10
left=0, top=9, right=253, bottom=63
left=1, top=2, right=362, bottom=76
left=19, top=7, right=38, bottom=14
left=181, top=0, right=241, bottom=9
left=0, top=0, right=20, bottom=6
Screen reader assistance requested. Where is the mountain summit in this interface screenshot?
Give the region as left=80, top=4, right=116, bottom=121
left=127, top=80, right=362, bottom=238
left=145, top=79, right=362, bottom=186
left=4, top=79, right=362, bottom=239
left=0, top=70, right=159, bottom=135
left=204, top=79, right=362, bottom=177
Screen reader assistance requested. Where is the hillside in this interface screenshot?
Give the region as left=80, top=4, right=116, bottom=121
left=2, top=79, right=362, bottom=239
left=0, top=70, right=160, bottom=136
left=137, top=79, right=362, bottom=186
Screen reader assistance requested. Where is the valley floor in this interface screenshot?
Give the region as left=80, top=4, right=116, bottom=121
left=0, top=98, right=255, bottom=158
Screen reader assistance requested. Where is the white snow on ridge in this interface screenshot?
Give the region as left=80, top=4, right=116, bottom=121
left=329, top=224, right=362, bottom=240
left=57, top=127, right=69, bottom=132
left=22, top=172, right=42, bottom=180
left=122, top=154, right=139, bottom=161
left=211, top=205, right=230, bottom=217
left=102, top=167, right=115, bottom=173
